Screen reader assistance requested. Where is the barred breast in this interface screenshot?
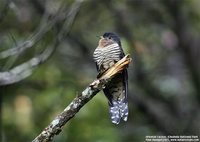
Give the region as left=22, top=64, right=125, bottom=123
left=93, top=43, right=121, bottom=72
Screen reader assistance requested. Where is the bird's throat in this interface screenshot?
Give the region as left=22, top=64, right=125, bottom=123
left=98, top=38, right=114, bottom=48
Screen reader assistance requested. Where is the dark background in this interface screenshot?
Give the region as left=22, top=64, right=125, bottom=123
left=0, top=0, right=200, bottom=141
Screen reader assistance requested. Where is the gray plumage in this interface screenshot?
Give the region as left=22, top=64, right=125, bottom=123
left=93, top=33, right=128, bottom=124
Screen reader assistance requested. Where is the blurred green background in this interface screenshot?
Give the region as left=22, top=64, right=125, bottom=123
left=0, top=0, right=200, bottom=142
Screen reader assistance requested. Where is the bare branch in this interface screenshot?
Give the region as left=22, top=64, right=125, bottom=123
left=0, top=0, right=83, bottom=59
left=0, top=0, right=83, bottom=86
left=32, top=55, right=132, bottom=142
left=0, top=44, right=56, bottom=85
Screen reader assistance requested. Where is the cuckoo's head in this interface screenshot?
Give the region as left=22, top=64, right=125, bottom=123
left=98, top=32, right=121, bottom=48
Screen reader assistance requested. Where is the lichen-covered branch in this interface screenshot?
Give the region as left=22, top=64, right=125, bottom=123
left=32, top=55, right=132, bottom=142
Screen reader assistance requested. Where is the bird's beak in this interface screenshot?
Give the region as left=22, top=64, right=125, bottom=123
left=96, top=35, right=104, bottom=39
left=96, top=35, right=103, bottom=39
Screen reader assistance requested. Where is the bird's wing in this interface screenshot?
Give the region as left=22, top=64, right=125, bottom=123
left=95, top=62, right=100, bottom=72
left=103, top=69, right=128, bottom=104
left=95, top=62, right=106, bottom=78
left=123, top=68, right=128, bottom=103
left=120, top=46, right=128, bottom=103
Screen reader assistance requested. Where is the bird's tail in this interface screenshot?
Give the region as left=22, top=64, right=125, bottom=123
left=109, top=100, right=128, bottom=124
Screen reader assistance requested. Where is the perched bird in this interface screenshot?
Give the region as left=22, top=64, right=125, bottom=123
left=93, top=32, right=128, bottom=124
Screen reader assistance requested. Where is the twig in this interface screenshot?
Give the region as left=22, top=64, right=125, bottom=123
left=0, top=0, right=83, bottom=59
left=0, top=44, right=56, bottom=86
left=32, top=55, right=132, bottom=142
left=0, top=0, right=83, bottom=86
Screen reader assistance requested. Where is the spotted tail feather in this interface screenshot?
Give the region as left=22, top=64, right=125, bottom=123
left=119, top=99, right=128, bottom=121
left=109, top=100, right=128, bottom=124
left=109, top=101, right=120, bottom=124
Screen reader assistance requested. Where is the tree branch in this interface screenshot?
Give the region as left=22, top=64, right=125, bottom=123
left=0, top=0, right=83, bottom=59
left=32, top=55, right=132, bottom=142
left=0, top=43, right=57, bottom=86
left=0, top=0, right=83, bottom=86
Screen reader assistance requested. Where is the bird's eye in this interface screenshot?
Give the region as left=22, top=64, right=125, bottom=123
left=108, top=37, right=112, bottom=39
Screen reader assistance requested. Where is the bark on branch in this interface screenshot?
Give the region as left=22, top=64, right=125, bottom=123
left=32, top=54, right=132, bottom=142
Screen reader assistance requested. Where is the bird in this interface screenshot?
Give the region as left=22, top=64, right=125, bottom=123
left=93, top=32, right=128, bottom=124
